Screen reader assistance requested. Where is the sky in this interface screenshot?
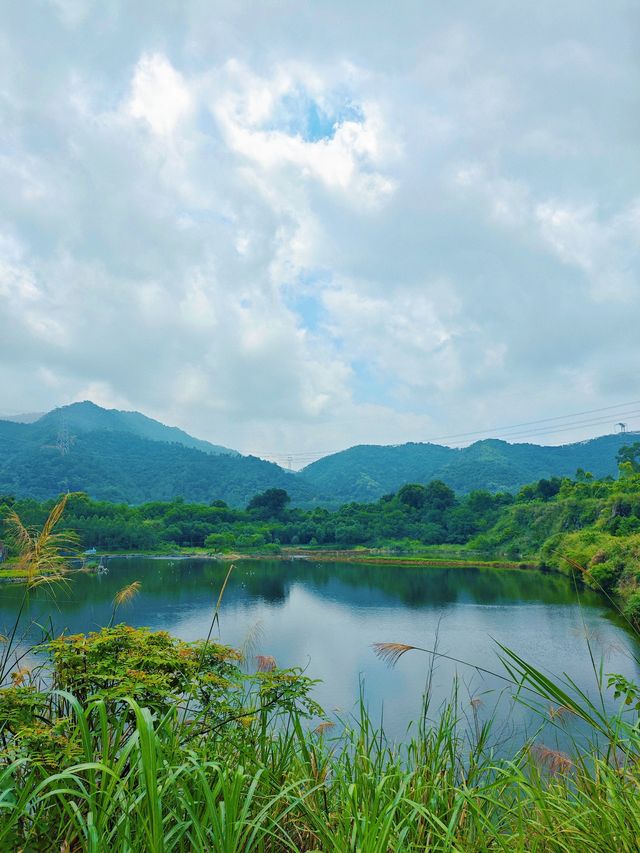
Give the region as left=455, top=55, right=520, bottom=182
left=1, top=1, right=639, bottom=465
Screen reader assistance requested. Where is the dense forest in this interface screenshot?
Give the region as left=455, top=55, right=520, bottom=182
left=0, top=419, right=312, bottom=506
left=0, top=480, right=512, bottom=553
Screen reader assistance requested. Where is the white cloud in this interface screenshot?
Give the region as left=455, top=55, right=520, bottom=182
left=322, top=280, right=466, bottom=394
left=210, top=61, right=397, bottom=205
left=126, top=53, right=194, bottom=137
left=0, top=1, right=639, bottom=457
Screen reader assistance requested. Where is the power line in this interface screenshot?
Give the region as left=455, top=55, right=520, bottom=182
left=444, top=416, right=640, bottom=448
left=451, top=409, right=640, bottom=443
left=56, top=413, right=70, bottom=456
left=416, top=399, right=640, bottom=443
left=251, top=399, right=640, bottom=462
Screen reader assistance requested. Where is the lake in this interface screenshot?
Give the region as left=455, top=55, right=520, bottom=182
left=1, top=557, right=638, bottom=747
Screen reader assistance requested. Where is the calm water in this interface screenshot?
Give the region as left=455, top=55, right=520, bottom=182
left=1, top=558, right=638, bottom=746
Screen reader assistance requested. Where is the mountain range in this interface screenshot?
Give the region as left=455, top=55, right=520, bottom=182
left=0, top=401, right=635, bottom=505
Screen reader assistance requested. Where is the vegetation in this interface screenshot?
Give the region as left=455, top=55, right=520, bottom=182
left=0, top=481, right=513, bottom=555
left=0, top=403, right=311, bottom=506
left=301, top=433, right=636, bottom=501
left=2, top=640, right=640, bottom=851
left=1, top=497, right=640, bottom=850
left=2, top=401, right=638, bottom=506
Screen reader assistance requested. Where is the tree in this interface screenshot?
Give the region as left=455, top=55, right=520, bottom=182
left=617, top=443, right=640, bottom=473
left=247, top=488, right=291, bottom=518
left=424, top=480, right=456, bottom=511
left=537, top=478, right=561, bottom=501
left=397, top=483, right=427, bottom=509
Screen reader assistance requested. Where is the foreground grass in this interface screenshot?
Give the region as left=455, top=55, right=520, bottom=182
left=1, top=681, right=639, bottom=852
left=2, top=624, right=640, bottom=852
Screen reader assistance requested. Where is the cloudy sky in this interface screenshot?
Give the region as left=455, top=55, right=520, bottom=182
left=1, top=1, right=639, bottom=463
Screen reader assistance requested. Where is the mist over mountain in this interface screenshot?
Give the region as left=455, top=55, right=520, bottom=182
left=0, top=412, right=45, bottom=424
left=0, top=401, right=633, bottom=506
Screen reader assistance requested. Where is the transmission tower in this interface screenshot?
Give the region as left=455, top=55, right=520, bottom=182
left=616, top=422, right=627, bottom=434
left=56, top=414, right=71, bottom=456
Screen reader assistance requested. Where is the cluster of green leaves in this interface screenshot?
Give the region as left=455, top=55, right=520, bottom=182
left=1, top=625, right=320, bottom=782
left=49, top=625, right=242, bottom=710
left=464, top=459, right=640, bottom=624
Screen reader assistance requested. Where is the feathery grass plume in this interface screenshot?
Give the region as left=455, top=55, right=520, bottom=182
left=1, top=495, right=76, bottom=686
left=11, top=666, right=31, bottom=686
left=108, top=581, right=141, bottom=627
left=256, top=654, right=277, bottom=672
left=5, top=493, right=78, bottom=585
left=372, top=642, right=418, bottom=667
left=113, top=581, right=141, bottom=608
left=531, top=743, right=573, bottom=775
left=240, top=620, right=264, bottom=666
left=313, top=721, right=335, bottom=735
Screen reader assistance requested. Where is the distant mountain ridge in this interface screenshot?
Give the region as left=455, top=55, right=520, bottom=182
left=0, top=401, right=313, bottom=505
left=35, top=401, right=238, bottom=457
left=0, top=401, right=635, bottom=505
left=299, top=434, right=638, bottom=502
left=0, top=412, right=45, bottom=424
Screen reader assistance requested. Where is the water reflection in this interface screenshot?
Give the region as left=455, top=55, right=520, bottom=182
left=1, top=558, right=638, bottom=745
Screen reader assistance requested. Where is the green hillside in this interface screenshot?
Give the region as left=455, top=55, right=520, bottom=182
left=32, top=401, right=237, bottom=456
left=301, top=434, right=639, bottom=501
left=0, top=404, right=312, bottom=506
left=2, top=401, right=639, bottom=507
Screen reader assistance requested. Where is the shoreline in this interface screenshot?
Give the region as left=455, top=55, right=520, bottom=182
left=79, top=548, right=537, bottom=570
left=0, top=548, right=538, bottom=582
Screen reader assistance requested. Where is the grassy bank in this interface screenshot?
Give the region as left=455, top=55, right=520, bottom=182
left=278, top=548, right=534, bottom=570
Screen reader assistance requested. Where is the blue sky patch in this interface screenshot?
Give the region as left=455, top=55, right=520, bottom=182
left=269, top=90, right=364, bottom=142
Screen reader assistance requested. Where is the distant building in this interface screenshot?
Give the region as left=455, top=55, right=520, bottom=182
left=84, top=547, right=97, bottom=555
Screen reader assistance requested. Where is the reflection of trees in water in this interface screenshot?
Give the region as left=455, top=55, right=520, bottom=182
left=260, top=560, right=602, bottom=609
left=0, top=558, right=610, bottom=636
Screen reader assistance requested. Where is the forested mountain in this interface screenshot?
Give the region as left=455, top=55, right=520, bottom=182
left=26, top=401, right=237, bottom=456
left=0, top=402, right=312, bottom=505
left=1, top=401, right=636, bottom=505
left=301, top=434, right=639, bottom=502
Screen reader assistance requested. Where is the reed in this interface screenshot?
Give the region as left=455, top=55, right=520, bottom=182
left=1, top=659, right=639, bottom=851
left=108, top=580, right=142, bottom=627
